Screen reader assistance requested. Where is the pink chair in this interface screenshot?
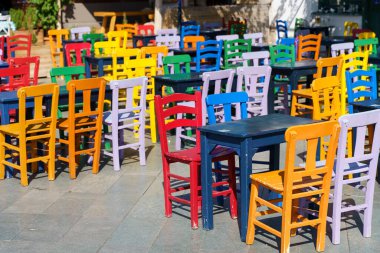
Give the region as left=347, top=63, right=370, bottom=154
left=64, top=42, right=91, bottom=66
left=103, top=77, right=148, bottom=169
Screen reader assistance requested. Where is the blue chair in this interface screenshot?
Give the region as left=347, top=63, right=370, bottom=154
left=180, top=25, right=200, bottom=48
left=346, top=69, right=378, bottom=114
left=278, top=37, right=295, bottom=47
left=276, top=20, right=288, bottom=43
left=194, top=40, right=222, bottom=72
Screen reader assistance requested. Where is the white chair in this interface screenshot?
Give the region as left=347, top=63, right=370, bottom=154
left=242, top=51, right=270, bottom=67
left=156, top=28, right=177, bottom=36
left=70, top=26, right=91, bottom=40
left=216, top=34, right=239, bottom=42
left=244, top=32, right=263, bottom=45
left=331, top=42, right=354, bottom=57
left=0, top=15, right=14, bottom=37
left=156, top=35, right=180, bottom=49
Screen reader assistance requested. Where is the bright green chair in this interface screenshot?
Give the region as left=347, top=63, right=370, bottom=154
left=355, top=38, right=379, bottom=70
left=223, top=39, right=251, bottom=69
left=82, top=33, right=105, bottom=55
left=162, top=54, right=193, bottom=95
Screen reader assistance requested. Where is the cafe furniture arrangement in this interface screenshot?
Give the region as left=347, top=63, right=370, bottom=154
left=1, top=17, right=380, bottom=253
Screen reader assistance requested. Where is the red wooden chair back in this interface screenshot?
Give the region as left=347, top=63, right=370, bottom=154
left=0, top=37, right=5, bottom=61
left=9, top=56, right=40, bottom=86
left=155, top=92, right=202, bottom=153
left=0, top=65, right=30, bottom=91
left=352, top=28, right=372, bottom=38
left=7, top=34, right=32, bottom=59
left=64, top=42, right=91, bottom=66
left=137, top=25, right=155, bottom=36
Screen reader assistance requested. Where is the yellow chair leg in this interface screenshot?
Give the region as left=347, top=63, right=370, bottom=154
left=0, top=133, right=5, bottom=180
left=19, top=138, right=28, bottom=187
left=69, top=132, right=77, bottom=179
left=31, top=141, right=38, bottom=174
left=48, top=136, right=56, bottom=181
left=246, top=181, right=259, bottom=245
left=149, top=100, right=157, bottom=143
left=290, top=94, right=297, bottom=116
left=290, top=199, right=299, bottom=237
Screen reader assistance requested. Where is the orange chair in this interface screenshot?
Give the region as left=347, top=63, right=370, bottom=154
left=141, top=46, right=168, bottom=75
left=297, top=33, right=322, bottom=61
left=57, top=78, right=106, bottom=179
left=183, top=35, right=205, bottom=49
left=116, top=23, right=137, bottom=40
left=291, top=57, right=342, bottom=117
left=48, top=29, right=70, bottom=67
left=246, top=121, right=341, bottom=253
left=0, top=84, right=59, bottom=186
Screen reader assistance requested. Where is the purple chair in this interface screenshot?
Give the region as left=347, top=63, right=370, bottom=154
left=103, top=77, right=148, bottom=169
left=329, top=110, right=380, bottom=244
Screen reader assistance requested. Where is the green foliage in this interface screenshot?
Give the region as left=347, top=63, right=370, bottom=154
left=9, top=7, right=38, bottom=30
left=29, top=0, right=73, bottom=30
left=9, top=8, right=23, bottom=30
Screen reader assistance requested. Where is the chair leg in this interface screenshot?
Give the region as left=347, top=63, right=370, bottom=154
left=280, top=196, right=292, bottom=253
left=363, top=176, right=376, bottom=238
left=112, top=126, right=120, bottom=171
left=332, top=179, right=343, bottom=245
left=316, top=192, right=329, bottom=252
left=19, top=138, right=28, bottom=187
left=214, top=161, right=224, bottom=207
left=291, top=199, right=299, bottom=236
left=68, top=131, right=77, bottom=179
left=139, top=118, right=146, bottom=166
left=190, top=162, right=199, bottom=229
left=31, top=141, right=38, bottom=174
left=0, top=133, right=5, bottom=180
left=149, top=100, right=157, bottom=143
left=227, top=156, right=237, bottom=219
left=47, top=134, right=56, bottom=181
left=246, top=181, right=259, bottom=245
left=290, top=94, right=297, bottom=116
left=92, top=128, right=102, bottom=174
left=162, top=158, right=172, bottom=218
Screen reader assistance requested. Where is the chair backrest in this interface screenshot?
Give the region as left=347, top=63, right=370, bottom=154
left=223, top=39, right=252, bottom=69
left=201, top=69, right=235, bottom=124
left=315, top=56, right=343, bottom=80
left=352, top=28, right=373, bottom=38
left=206, top=92, right=248, bottom=124
left=242, top=51, right=270, bottom=67
left=269, top=44, right=295, bottom=63
left=108, top=30, right=128, bottom=49
left=155, top=92, right=202, bottom=153
left=50, top=66, right=86, bottom=87
left=183, top=35, right=205, bottom=49
left=17, top=83, right=59, bottom=139
left=9, top=56, right=40, bottom=86
left=48, top=29, right=70, bottom=67
left=0, top=15, right=12, bottom=36
left=180, top=25, right=200, bottom=48
left=336, top=110, right=380, bottom=183
left=155, top=35, right=180, bottom=49
left=66, top=77, right=106, bottom=133
left=276, top=20, right=288, bottom=42
left=283, top=121, right=340, bottom=202
left=346, top=69, right=378, bottom=114
left=297, top=33, right=322, bottom=61
left=0, top=36, right=4, bottom=61
left=230, top=23, right=247, bottom=38
left=236, top=65, right=271, bottom=117
left=243, top=32, right=263, bottom=44
left=278, top=37, right=295, bottom=47
left=216, top=34, right=239, bottom=42
left=344, top=21, right=359, bottom=36
left=0, top=65, right=30, bottom=92
left=94, top=40, right=119, bottom=56
left=112, top=48, right=142, bottom=80
left=156, top=28, right=177, bottom=36
left=65, top=42, right=91, bottom=66
left=82, top=33, right=105, bottom=54
left=141, top=46, right=168, bottom=74
left=70, top=26, right=91, bottom=40
left=195, top=40, right=223, bottom=72
left=137, top=24, right=155, bottom=35
left=7, top=34, right=32, bottom=58
left=358, top=32, right=376, bottom=39
left=311, top=76, right=341, bottom=121
left=354, top=38, right=379, bottom=56
left=163, top=54, right=191, bottom=74
left=331, top=42, right=354, bottom=57
left=115, top=24, right=137, bottom=39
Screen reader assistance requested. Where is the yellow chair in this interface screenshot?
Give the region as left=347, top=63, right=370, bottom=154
left=291, top=57, right=342, bottom=117
left=344, top=21, right=359, bottom=36
left=108, top=30, right=128, bottom=49
left=0, top=84, right=59, bottom=186
left=246, top=121, right=341, bottom=253
left=125, top=58, right=157, bottom=143
left=183, top=35, right=205, bottom=49
left=57, top=78, right=106, bottom=179
left=48, top=29, right=70, bottom=67
left=94, top=40, right=120, bottom=56
left=141, top=46, right=168, bottom=75
left=111, top=48, right=141, bottom=80
left=358, top=32, right=376, bottom=39
left=116, top=24, right=137, bottom=40
left=341, top=51, right=369, bottom=114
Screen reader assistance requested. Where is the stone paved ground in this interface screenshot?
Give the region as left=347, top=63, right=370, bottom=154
left=0, top=134, right=379, bottom=253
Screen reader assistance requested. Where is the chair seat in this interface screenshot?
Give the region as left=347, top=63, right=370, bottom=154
left=103, top=111, right=139, bottom=124
left=292, top=88, right=312, bottom=98
left=0, top=122, right=50, bottom=136
left=165, top=145, right=235, bottom=163
left=57, top=117, right=96, bottom=130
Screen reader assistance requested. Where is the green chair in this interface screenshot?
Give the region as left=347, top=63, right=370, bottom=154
left=223, top=39, right=252, bottom=69
left=230, top=23, right=247, bottom=39
left=355, top=38, right=379, bottom=70
left=82, top=33, right=105, bottom=55
left=162, top=54, right=193, bottom=95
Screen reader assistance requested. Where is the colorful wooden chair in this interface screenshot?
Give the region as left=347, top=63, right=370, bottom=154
left=183, top=35, right=205, bottom=49
left=278, top=37, right=295, bottom=47
left=297, top=33, right=322, bottom=61
left=162, top=54, right=191, bottom=95
left=82, top=33, right=105, bottom=55
left=358, top=32, right=376, bottom=39
left=216, top=34, right=239, bottom=42
left=223, top=39, right=252, bottom=69
left=111, top=48, right=141, bottom=80
left=344, top=21, right=359, bottom=36
left=246, top=121, right=341, bottom=253
left=115, top=23, right=137, bottom=40
left=156, top=28, right=177, bottom=36
left=141, top=46, right=168, bottom=75
left=0, top=36, right=5, bottom=61
left=137, top=24, right=155, bottom=35
left=243, top=32, right=263, bottom=45
left=9, top=56, right=40, bottom=86
left=155, top=91, right=237, bottom=229
left=7, top=34, right=32, bottom=59
left=242, top=51, right=269, bottom=67
left=352, top=28, right=373, bottom=38
left=180, top=25, right=200, bottom=48
left=108, top=30, right=128, bottom=49
left=64, top=42, right=91, bottom=67
left=194, top=40, right=222, bottom=72
left=354, top=38, right=379, bottom=56
left=48, top=29, right=70, bottom=67
left=70, top=26, right=91, bottom=40
left=276, top=20, right=288, bottom=43
left=57, top=78, right=106, bottom=179
left=0, top=84, right=59, bottom=186
left=0, top=65, right=30, bottom=92
left=103, top=77, right=148, bottom=169
left=331, top=42, right=354, bottom=57
left=155, top=35, right=180, bottom=49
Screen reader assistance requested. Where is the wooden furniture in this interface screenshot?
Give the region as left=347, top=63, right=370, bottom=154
left=48, top=29, right=70, bottom=67
left=64, top=42, right=91, bottom=67
left=70, top=26, right=91, bottom=40
left=9, top=56, right=40, bottom=86
left=7, top=34, right=32, bottom=59
left=297, top=33, right=322, bottom=61
left=331, top=42, right=354, bottom=57
left=223, top=39, right=251, bottom=69
left=0, top=65, right=30, bottom=92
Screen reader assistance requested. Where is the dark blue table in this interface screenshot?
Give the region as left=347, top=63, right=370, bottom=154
left=251, top=43, right=270, bottom=52
left=199, top=114, right=316, bottom=241
left=154, top=72, right=203, bottom=96
left=200, top=28, right=228, bottom=40
left=0, top=60, right=9, bottom=68
left=171, top=48, right=197, bottom=57
left=84, top=55, right=127, bottom=78
left=132, top=34, right=156, bottom=48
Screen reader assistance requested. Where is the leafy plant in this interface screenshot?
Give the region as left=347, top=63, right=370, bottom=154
left=9, top=7, right=38, bottom=30
left=29, top=0, right=72, bottom=30
left=9, top=8, right=23, bottom=30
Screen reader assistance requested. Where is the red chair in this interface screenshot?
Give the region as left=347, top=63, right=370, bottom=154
left=7, top=34, right=32, bottom=59
left=155, top=91, right=237, bottom=229
left=0, top=37, right=5, bottom=61
left=9, top=56, right=40, bottom=86
left=137, top=24, right=155, bottom=46
left=352, top=28, right=372, bottom=38
left=0, top=65, right=30, bottom=91
left=64, top=42, right=91, bottom=66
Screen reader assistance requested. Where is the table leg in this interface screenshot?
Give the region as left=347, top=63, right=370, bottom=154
left=201, top=133, right=215, bottom=230
left=1, top=104, right=12, bottom=178
left=85, top=58, right=91, bottom=78
left=269, top=144, right=280, bottom=171
left=98, top=59, right=105, bottom=77
left=133, top=38, right=137, bottom=48
left=268, top=78, right=275, bottom=114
